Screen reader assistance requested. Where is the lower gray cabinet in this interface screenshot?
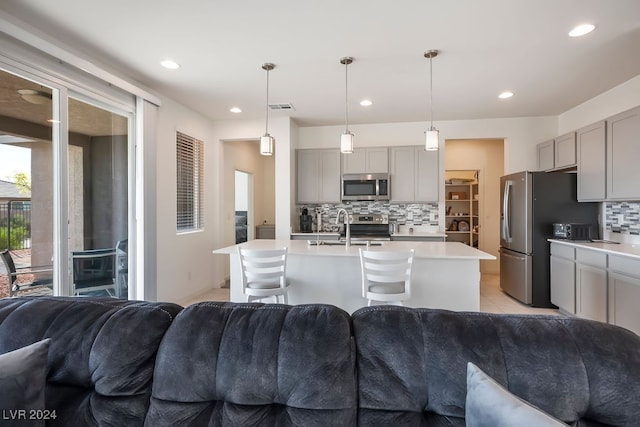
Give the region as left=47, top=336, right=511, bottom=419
left=550, top=242, right=640, bottom=334
left=608, top=255, right=640, bottom=335
left=575, top=248, right=607, bottom=322
left=576, top=263, right=607, bottom=322
left=550, top=244, right=576, bottom=314
left=256, top=225, right=275, bottom=239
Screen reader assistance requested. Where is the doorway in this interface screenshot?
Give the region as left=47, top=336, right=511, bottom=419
left=445, top=139, right=504, bottom=275
left=222, top=140, right=275, bottom=247
left=235, top=170, right=253, bottom=243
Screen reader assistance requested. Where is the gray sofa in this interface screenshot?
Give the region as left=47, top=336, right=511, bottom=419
left=0, top=297, right=638, bottom=426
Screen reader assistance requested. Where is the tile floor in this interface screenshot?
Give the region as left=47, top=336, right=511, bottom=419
left=183, top=274, right=561, bottom=316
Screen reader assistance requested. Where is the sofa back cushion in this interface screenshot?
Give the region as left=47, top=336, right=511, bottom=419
left=353, top=307, right=640, bottom=426
left=145, top=302, right=357, bottom=426
left=0, top=297, right=182, bottom=427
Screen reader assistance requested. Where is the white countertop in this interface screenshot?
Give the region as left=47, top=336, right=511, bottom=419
left=548, top=239, right=640, bottom=260
left=213, top=239, right=494, bottom=260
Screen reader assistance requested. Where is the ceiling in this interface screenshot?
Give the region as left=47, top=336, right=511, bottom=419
left=0, top=70, right=128, bottom=138
left=1, top=0, right=640, bottom=128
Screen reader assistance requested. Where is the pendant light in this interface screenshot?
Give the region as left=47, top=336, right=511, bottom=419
left=260, top=63, right=275, bottom=156
left=424, top=50, right=439, bottom=151
left=340, top=56, right=354, bottom=154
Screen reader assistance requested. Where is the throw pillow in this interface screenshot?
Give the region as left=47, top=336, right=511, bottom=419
left=0, top=339, right=51, bottom=426
left=465, top=362, right=565, bottom=427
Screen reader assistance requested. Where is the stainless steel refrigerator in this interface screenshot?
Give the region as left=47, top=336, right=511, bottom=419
left=499, top=171, right=598, bottom=307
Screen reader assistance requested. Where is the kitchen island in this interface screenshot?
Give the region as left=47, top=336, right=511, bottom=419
left=213, top=240, right=494, bottom=313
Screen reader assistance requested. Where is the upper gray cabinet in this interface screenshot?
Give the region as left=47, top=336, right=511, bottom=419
left=296, top=149, right=341, bottom=204
left=554, top=132, right=577, bottom=169
left=390, top=146, right=438, bottom=202
left=537, top=140, right=554, bottom=171
left=606, top=106, right=640, bottom=201
left=537, top=132, right=576, bottom=171
left=576, top=120, right=606, bottom=202
left=342, top=147, right=388, bottom=174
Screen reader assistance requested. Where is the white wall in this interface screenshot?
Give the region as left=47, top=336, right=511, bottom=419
left=559, top=74, right=640, bottom=133
left=297, top=116, right=557, bottom=174
left=155, top=96, right=218, bottom=304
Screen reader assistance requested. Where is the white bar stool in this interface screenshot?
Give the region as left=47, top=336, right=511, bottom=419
left=359, top=248, right=414, bottom=306
left=237, top=247, right=289, bottom=303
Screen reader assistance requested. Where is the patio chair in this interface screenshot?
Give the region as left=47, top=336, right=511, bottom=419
left=71, top=248, right=117, bottom=296
left=1, top=250, right=53, bottom=297
left=115, top=239, right=128, bottom=298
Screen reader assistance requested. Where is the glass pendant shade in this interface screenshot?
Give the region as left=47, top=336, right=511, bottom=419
left=260, top=63, right=275, bottom=156
left=340, top=57, right=354, bottom=154
left=341, top=131, right=354, bottom=154
left=260, top=134, right=274, bottom=156
left=424, top=50, right=439, bottom=151
left=425, top=128, right=439, bottom=151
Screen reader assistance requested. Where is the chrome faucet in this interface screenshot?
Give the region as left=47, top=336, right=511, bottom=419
left=336, top=208, right=351, bottom=247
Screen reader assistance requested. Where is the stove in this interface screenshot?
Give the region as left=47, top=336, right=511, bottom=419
left=340, top=213, right=391, bottom=240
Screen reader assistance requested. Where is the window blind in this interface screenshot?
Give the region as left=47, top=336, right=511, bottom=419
left=176, top=131, right=204, bottom=231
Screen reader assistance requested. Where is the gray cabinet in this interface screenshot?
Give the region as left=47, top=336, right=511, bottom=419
left=537, top=140, right=554, bottom=171
left=554, top=132, right=577, bottom=169
left=550, top=242, right=640, bottom=333
left=537, top=132, right=576, bottom=171
left=390, top=146, right=438, bottom=202
left=255, top=225, right=275, bottom=239
left=296, top=149, right=341, bottom=203
left=575, top=248, right=608, bottom=322
left=390, top=147, right=415, bottom=201
left=416, top=149, right=439, bottom=201
left=550, top=243, right=575, bottom=314
left=342, top=147, right=388, bottom=174
left=606, top=106, right=640, bottom=200
left=608, top=255, right=640, bottom=335
left=576, top=120, right=606, bottom=201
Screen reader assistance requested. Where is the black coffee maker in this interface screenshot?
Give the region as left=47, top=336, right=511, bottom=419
left=300, top=208, right=313, bottom=233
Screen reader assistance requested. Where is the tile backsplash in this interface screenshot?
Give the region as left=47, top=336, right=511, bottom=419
left=297, top=201, right=439, bottom=232
left=605, top=202, right=640, bottom=235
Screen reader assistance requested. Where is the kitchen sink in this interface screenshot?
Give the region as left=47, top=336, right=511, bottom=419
left=306, top=240, right=383, bottom=246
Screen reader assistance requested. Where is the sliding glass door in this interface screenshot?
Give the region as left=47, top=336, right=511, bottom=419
left=0, top=65, right=135, bottom=299
left=0, top=69, right=55, bottom=298
left=67, top=96, right=130, bottom=298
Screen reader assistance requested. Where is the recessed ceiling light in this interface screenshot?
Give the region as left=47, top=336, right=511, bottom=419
left=17, top=89, right=52, bottom=104
left=230, top=107, right=242, bottom=113
left=498, top=91, right=514, bottom=99
left=569, top=23, right=595, bottom=37
left=160, top=59, right=180, bottom=69
left=360, top=99, right=373, bottom=107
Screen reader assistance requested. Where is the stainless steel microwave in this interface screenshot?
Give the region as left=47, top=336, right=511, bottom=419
left=342, top=173, right=390, bottom=201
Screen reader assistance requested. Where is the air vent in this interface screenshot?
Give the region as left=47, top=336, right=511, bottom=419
left=268, top=103, right=295, bottom=110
